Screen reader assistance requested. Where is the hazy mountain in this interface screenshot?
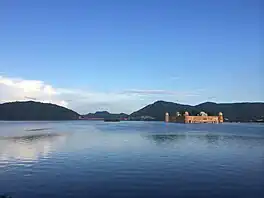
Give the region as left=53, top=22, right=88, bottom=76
left=130, top=101, right=264, bottom=122
left=1, top=100, right=263, bottom=122
left=82, top=111, right=128, bottom=119
left=0, top=101, right=79, bottom=120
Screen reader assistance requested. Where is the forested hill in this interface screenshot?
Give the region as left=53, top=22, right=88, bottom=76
left=1, top=100, right=263, bottom=122
left=130, top=101, right=264, bottom=122
left=82, top=111, right=128, bottom=119
left=0, top=101, right=79, bottom=120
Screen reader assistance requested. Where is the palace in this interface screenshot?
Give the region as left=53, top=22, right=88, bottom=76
left=165, top=111, right=224, bottom=124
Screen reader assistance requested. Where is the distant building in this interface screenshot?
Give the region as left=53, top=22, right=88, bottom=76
left=165, top=111, right=224, bottom=124
left=140, top=116, right=155, bottom=120
left=165, top=112, right=170, bottom=122
left=176, top=112, right=181, bottom=117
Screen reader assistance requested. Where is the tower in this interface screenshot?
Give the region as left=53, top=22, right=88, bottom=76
left=165, top=112, right=169, bottom=122
left=184, top=111, right=190, bottom=123
left=218, top=112, right=224, bottom=123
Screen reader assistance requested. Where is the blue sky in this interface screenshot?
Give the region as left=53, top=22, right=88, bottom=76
left=0, top=0, right=262, bottom=113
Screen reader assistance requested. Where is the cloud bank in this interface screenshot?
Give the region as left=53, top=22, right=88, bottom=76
left=0, top=76, right=201, bottom=114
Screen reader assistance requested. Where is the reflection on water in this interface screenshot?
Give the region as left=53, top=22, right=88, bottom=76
left=145, top=134, right=187, bottom=144
left=0, top=121, right=263, bottom=198
left=145, top=132, right=264, bottom=147
left=25, top=128, right=52, bottom=132
left=0, top=133, right=67, bottom=166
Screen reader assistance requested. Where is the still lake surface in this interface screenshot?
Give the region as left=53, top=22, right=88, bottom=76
left=0, top=121, right=263, bottom=198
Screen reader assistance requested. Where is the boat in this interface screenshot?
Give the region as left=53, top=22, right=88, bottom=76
left=104, top=118, right=120, bottom=122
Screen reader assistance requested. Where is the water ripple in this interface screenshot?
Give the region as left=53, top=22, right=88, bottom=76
left=0, top=122, right=263, bottom=198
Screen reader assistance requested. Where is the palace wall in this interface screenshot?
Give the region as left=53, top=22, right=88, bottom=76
left=166, top=112, right=224, bottom=124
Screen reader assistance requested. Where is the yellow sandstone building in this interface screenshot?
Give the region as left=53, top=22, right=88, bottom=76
left=165, top=111, right=224, bottom=124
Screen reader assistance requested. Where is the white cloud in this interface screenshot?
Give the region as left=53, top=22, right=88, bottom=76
left=0, top=75, right=202, bottom=114
left=0, top=76, right=67, bottom=108
left=122, top=89, right=200, bottom=97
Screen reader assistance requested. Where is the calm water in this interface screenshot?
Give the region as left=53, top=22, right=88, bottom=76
left=0, top=121, right=263, bottom=198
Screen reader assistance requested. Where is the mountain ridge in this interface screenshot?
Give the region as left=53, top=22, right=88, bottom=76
left=0, top=100, right=263, bottom=122
left=82, top=111, right=128, bottom=119
left=130, top=100, right=264, bottom=122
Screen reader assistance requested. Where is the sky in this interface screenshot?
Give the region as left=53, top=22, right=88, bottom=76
left=0, top=0, right=263, bottom=114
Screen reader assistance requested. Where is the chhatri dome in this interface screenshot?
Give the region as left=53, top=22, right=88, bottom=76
left=200, top=111, right=208, bottom=116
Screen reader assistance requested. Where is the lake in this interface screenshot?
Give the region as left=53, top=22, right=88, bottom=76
left=0, top=121, right=263, bottom=198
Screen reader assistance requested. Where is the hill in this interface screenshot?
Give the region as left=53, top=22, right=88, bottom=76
left=0, top=101, right=80, bottom=120
left=1, top=100, right=263, bottom=122
left=196, top=102, right=264, bottom=122
left=130, top=101, right=264, bottom=122
left=82, top=111, right=128, bottom=120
